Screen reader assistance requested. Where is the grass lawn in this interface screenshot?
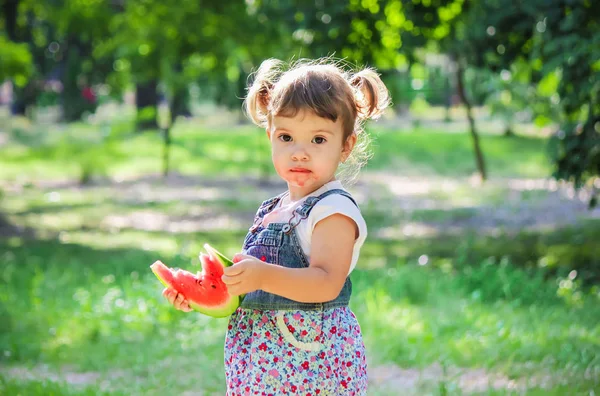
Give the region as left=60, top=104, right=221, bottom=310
left=1, top=119, right=599, bottom=394
left=1, top=231, right=598, bottom=395
left=0, top=118, right=552, bottom=183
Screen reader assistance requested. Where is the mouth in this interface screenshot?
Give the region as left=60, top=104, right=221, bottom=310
left=289, top=168, right=312, bottom=173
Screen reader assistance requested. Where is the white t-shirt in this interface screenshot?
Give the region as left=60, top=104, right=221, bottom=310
left=260, top=180, right=367, bottom=274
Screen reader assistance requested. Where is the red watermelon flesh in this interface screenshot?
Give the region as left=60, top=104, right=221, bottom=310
left=150, top=243, right=240, bottom=318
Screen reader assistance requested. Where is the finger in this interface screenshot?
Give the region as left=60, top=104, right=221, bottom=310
left=175, top=293, right=186, bottom=306
left=174, top=298, right=188, bottom=310
left=233, top=253, right=253, bottom=263
left=233, top=253, right=254, bottom=263
left=176, top=300, right=190, bottom=311
left=163, top=288, right=176, bottom=304
left=223, top=262, right=245, bottom=276
left=221, top=274, right=242, bottom=285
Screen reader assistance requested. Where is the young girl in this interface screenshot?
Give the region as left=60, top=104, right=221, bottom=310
left=163, top=57, right=390, bottom=395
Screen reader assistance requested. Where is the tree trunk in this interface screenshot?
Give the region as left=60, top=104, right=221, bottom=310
left=61, top=39, right=97, bottom=122
left=456, top=60, right=487, bottom=180
left=170, top=61, right=191, bottom=119
left=135, top=80, right=159, bottom=131
left=11, top=83, right=36, bottom=116
left=162, top=126, right=171, bottom=177
left=170, top=85, right=191, bottom=119
left=444, top=73, right=452, bottom=123
left=3, top=0, right=19, bottom=41
left=162, top=95, right=179, bottom=178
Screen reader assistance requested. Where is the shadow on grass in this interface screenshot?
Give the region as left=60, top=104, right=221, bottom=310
left=361, top=219, right=600, bottom=287
left=0, top=212, right=35, bottom=238
left=0, top=375, right=114, bottom=396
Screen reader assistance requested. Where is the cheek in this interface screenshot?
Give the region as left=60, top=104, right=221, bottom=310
left=327, top=145, right=344, bottom=163
left=270, top=150, right=286, bottom=171
left=269, top=141, right=280, bottom=158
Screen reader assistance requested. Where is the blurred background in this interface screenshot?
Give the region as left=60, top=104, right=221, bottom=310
left=1, top=0, right=599, bottom=395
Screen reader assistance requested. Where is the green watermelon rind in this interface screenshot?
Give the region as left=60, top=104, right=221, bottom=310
left=150, top=261, right=171, bottom=288
left=188, top=296, right=240, bottom=318
left=203, top=243, right=234, bottom=267
left=204, top=243, right=246, bottom=303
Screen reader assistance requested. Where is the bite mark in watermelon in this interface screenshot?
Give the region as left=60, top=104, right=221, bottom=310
left=150, top=243, right=240, bottom=318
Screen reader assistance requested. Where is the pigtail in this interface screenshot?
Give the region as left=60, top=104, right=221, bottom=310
left=244, top=58, right=284, bottom=128
left=350, top=68, right=391, bottom=122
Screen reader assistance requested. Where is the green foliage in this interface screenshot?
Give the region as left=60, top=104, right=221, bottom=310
left=409, top=95, right=431, bottom=118
left=2, top=0, right=597, bottom=199
left=482, top=61, right=562, bottom=134
left=0, top=36, right=33, bottom=85
left=550, top=118, right=599, bottom=206
left=463, top=0, right=600, bottom=205
left=252, top=0, right=462, bottom=70
left=381, top=65, right=453, bottom=110
left=94, top=0, right=256, bottom=119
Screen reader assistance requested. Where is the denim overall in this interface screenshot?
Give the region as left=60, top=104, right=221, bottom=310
left=240, top=188, right=356, bottom=311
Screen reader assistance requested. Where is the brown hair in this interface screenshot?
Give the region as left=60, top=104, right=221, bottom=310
left=244, top=57, right=391, bottom=182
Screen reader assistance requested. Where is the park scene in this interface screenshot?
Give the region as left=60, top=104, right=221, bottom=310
left=0, top=0, right=599, bottom=395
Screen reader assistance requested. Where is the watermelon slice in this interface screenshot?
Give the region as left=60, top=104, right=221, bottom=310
left=150, top=243, right=240, bottom=318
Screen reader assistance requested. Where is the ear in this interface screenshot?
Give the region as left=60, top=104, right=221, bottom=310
left=342, top=133, right=357, bottom=161
left=266, top=127, right=271, bottom=140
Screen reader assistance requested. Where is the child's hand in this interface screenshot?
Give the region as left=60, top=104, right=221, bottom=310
left=162, top=288, right=192, bottom=312
left=221, top=254, right=266, bottom=296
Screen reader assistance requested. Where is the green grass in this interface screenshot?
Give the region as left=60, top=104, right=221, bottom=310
left=355, top=262, right=599, bottom=370
left=1, top=235, right=599, bottom=394
left=0, top=376, right=113, bottom=396
left=1, top=120, right=598, bottom=394
left=0, top=121, right=552, bottom=182
left=358, top=220, right=600, bottom=287
left=366, top=128, right=552, bottom=178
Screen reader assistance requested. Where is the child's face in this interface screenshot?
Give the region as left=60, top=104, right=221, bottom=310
left=267, top=109, right=355, bottom=198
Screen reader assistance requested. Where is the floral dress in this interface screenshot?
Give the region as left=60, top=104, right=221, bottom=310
left=225, top=307, right=367, bottom=395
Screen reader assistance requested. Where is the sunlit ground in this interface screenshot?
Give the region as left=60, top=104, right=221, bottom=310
left=1, top=109, right=599, bottom=394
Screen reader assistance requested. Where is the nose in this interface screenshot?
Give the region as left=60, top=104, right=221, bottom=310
left=291, top=143, right=309, bottom=161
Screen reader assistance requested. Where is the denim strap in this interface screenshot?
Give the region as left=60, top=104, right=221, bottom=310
left=295, top=189, right=357, bottom=217
left=250, top=191, right=288, bottom=232
left=279, top=189, right=358, bottom=234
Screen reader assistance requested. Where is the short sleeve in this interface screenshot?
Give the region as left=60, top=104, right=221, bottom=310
left=304, top=194, right=368, bottom=274
left=307, top=195, right=366, bottom=239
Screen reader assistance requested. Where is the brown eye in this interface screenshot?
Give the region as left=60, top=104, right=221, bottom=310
left=278, top=134, right=292, bottom=142
left=312, top=136, right=326, bottom=144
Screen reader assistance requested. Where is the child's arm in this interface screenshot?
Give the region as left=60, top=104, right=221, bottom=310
left=222, top=213, right=357, bottom=303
